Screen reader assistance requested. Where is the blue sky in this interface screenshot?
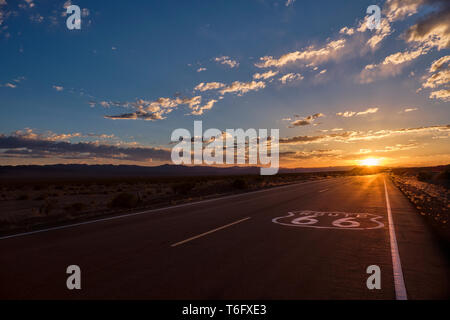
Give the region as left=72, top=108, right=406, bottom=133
left=0, top=0, right=449, bottom=167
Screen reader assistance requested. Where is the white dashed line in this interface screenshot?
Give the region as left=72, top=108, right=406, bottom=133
left=171, top=217, right=251, bottom=247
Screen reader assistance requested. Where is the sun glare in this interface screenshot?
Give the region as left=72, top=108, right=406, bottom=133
left=359, top=158, right=380, bottom=166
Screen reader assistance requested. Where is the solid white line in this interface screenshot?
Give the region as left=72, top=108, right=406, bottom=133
left=0, top=179, right=331, bottom=241
left=171, top=217, right=251, bottom=247
left=383, top=177, right=408, bottom=300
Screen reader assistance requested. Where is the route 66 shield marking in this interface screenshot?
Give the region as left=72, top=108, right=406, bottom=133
left=272, top=210, right=384, bottom=230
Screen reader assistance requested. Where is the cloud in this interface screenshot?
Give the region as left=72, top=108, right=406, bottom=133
left=421, top=54, right=450, bottom=100
left=429, top=89, right=450, bottom=101
left=190, top=99, right=217, bottom=115
left=336, top=107, right=379, bottom=117
left=384, top=0, right=427, bottom=22
left=366, top=19, right=392, bottom=50
left=421, top=55, right=450, bottom=95
left=255, top=39, right=346, bottom=68
left=194, top=82, right=225, bottom=92
left=3, top=82, right=16, bottom=88
left=280, top=149, right=341, bottom=160
left=422, top=68, right=450, bottom=88
left=279, top=73, right=303, bottom=84
left=214, top=56, right=239, bottom=68
left=279, top=124, right=450, bottom=144
left=288, top=113, right=324, bottom=128
left=404, top=2, right=450, bottom=50
left=253, top=70, right=279, bottom=80
left=104, top=96, right=202, bottom=121
left=339, top=27, right=355, bottom=35
left=197, top=67, right=207, bottom=72
left=359, top=47, right=428, bottom=83
left=0, top=132, right=171, bottom=163
left=53, top=85, right=64, bottom=92
left=219, top=80, right=265, bottom=95
left=9, top=128, right=116, bottom=142
left=403, top=107, right=419, bottom=112
left=285, top=0, right=295, bottom=7
left=429, top=55, right=450, bottom=72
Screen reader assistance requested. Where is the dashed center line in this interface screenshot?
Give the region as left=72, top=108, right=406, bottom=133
left=171, top=217, right=251, bottom=247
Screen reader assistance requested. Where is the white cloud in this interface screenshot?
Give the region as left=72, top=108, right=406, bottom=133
left=53, top=85, right=64, bottom=91
left=337, top=107, right=379, bottom=117
left=279, top=73, right=303, bottom=84
left=429, top=89, right=450, bottom=101
left=190, top=99, right=217, bottom=115
left=360, top=47, right=429, bottom=83
left=339, top=27, right=355, bottom=35
left=285, top=0, right=295, bottom=7
left=194, top=82, right=225, bottom=92
left=214, top=56, right=239, bottom=68
left=3, top=83, right=16, bottom=88
left=219, top=81, right=265, bottom=95
left=288, top=113, right=324, bottom=127
left=197, top=67, right=207, bottom=72
left=253, top=70, right=279, bottom=80
left=255, top=39, right=346, bottom=68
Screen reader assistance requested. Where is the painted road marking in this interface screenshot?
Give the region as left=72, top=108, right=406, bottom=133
left=272, top=211, right=384, bottom=230
left=319, top=189, right=329, bottom=193
left=384, top=178, right=408, bottom=300
left=0, top=180, right=332, bottom=241
left=170, top=217, right=251, bottom=247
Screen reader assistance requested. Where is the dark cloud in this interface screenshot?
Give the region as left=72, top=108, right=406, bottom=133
left=404, top=0, right=450, bottom=49
left=0, top=135, right=172, bottom=162
left=104, top=110, right=165, bottom=121
left=288, top=113, right=324, bottom=128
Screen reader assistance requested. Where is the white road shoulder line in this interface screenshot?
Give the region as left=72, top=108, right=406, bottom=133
left=384, top=177, right=408, bottom=300
left=171, top=217, right=251, bottom=247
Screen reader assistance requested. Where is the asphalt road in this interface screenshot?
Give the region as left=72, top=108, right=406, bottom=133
left=0, top=174, right=448, bottom=299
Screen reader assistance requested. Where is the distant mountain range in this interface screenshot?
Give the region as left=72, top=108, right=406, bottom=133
left=0, top=164, right=354, bottom=180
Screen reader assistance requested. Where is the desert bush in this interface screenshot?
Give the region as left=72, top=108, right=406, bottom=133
left=232, top=178, right=248, bottom=190
left=437, top=169, right=450, bottom=181
left=109, top=192, right=139, bottom=209
left=417, top=171, right=432, bottom=182
left=39, top=201, right=54, bottom=215
left=17, top=194, right=29, bottom=200
left=64, top=202, right=87, bottom=213
left=173, top=182, right=196, bottom=195
left=34, top=194, right=47, bottom=201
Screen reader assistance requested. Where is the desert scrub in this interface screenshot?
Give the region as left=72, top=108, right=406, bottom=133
left=109, top=192, right=139, bottom=209
left=172, top=182, right=196, bottom=195
left=232, top=178, right=248, bottom=190
left=64, top=202, right=87, bottom=213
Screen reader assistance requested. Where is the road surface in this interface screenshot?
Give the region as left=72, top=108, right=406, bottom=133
left=0, top=174, right=448, bottom=299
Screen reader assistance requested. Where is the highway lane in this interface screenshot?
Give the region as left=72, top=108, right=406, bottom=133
left=0, top=174, right=448, bottom=299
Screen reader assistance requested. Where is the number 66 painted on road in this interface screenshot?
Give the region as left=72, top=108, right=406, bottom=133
left=273, top=211, right=384, bottom=230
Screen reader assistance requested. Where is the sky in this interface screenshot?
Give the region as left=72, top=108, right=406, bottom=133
left=0, top=0, right=449, bottom=168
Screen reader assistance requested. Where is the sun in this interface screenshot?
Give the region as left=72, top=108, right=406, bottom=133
left=359, top=158, right=380, bottom=166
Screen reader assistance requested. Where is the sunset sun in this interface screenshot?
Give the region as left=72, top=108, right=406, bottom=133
left=359, top=158, right=380, bottom=166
